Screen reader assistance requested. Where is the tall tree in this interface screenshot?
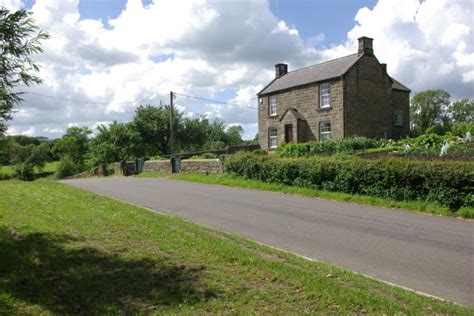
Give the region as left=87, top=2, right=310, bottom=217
left=0, top=8, right=48, bottom=134
left=410, top=89, right=451, bottom=133
left=89, top=121, right=141, bottom=164
left=132, top=104, right=182, bottom=155
left=53, top=127, right=91, bottom=166
left=448, top=98, right=473, bottom=123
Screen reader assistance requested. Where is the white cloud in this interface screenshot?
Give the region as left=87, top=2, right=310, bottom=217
left=3, top=0, right=472, bottom=141
left=323, top=0, right=473, bottom=97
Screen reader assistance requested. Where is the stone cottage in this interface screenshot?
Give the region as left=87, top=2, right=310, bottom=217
left=257, top=36, right=410, bottom=149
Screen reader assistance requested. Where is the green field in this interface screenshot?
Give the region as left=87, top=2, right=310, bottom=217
left=0, top=161, right=60, bottom=177
left=0, top=179, right=471, bottom=314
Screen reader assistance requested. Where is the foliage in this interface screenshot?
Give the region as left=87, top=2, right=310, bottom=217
left=224, top=152, right=473, bottom=211
left=13, top=162, right=35, bottom=181
left=252, top=149, right=267, bottom=155
left=189, top=153, right=219, bottom=159
left=410, top=89, right=451, bottom=134
left=89, top=121, right=141, bottom=165
left=275, top=143, right=310, bottom=157
left=54, top=156, right=81, bottom=179
left=53, top=127, right=91, bottom=167
left=448, top=98, right=473, bottom=123
left=132, top=104, right=182, bottom=156
left=0, top=8, right=48, bottom=135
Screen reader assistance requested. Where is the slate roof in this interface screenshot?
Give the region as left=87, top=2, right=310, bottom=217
left=258, top=53, right=361, bottom=95
left=279, top=108, right=307, bottom=122
left=391, top=78, right=411, bottom=92
left=258, top=53, right=411, bottom=95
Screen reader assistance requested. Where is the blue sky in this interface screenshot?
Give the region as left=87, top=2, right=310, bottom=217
left=5, top=0, right=473, bottom=139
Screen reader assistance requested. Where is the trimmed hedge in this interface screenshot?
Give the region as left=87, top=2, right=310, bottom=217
left=224, top=152, right=474, bottom=211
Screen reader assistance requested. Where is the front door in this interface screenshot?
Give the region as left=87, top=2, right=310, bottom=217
left=284, top=124, right=293, bottom=143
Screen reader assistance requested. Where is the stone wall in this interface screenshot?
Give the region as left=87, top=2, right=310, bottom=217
left=180, top=159, right=222, bottom=174
left=391, top=89, right=410, bottom=139
left=143, top=160, right=171, bottom=173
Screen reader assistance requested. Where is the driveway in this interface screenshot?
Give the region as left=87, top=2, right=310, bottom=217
left=62, top=177, right=474, bottom=306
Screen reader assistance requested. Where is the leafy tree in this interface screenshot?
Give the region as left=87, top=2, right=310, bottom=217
left=0, top=7, right=48, bottom=134
left=225, top=125, right=244, bottom=146
left=89, top=121, right=141, bottom=164
left=410, top=89, right=451, bottom=134
left=180, top=115, right=210, bottom=151
left=448, top=98, right=473, bottom=123
left=53, top=127, right=91, bottom=166
left=132, top=104, right=182, bottom=156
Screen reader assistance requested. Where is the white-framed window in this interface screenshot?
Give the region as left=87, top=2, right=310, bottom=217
left=269, top=95, right=277, bottom=116
left=320, top=121, right=331, bottom=140
left=269, top=128, right=278, bottom=148
left=394, top=113, right=403, bottom=126
left=320, top=83, right=331, bottom=108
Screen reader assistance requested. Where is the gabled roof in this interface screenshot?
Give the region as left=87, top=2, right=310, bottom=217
left=391, top=78, right=411, bottom=92
left=279, top=108, right=306, bottom=122
left=258, top=53, right=361, bottom=96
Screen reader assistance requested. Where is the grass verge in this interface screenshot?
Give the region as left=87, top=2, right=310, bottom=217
left=0, top=161, right=60, bottom=178
left=0, top=179, right=471, bottom=314
left=170, top=173, right=473, bottom=218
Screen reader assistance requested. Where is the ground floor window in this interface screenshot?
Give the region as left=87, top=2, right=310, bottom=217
left=319, top=121, right=331, bottom=140
left=269, top=128, right=278, bottom=148
left=393, top=113, right=403, bottom=126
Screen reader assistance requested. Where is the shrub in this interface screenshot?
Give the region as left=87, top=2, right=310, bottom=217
left=224, top=152, right=473, bottom=211
left=252, top=149, right=267, bottom=155
left=309, top=137, right=382, bottom=156
left=14, top=162, right=35, bottom=181
left=55, top=157, right=82, bottom=179
left=275, top=143, right=310, bottom=157
left=190, top=153, right=219, bottom=159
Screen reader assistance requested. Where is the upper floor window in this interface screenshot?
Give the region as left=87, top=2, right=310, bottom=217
left=269, top=95, right=277, bottom=116
left=393, top=113, right=403, bottom=126
left=320, top=121, right=331, bottom=140
left=269, top=128, right=278, bottom=148
left=320, top=83, right=331, bottom=108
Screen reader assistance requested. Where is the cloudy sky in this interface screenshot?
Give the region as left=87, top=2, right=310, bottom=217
left=3, top=0, right=473, bottom=139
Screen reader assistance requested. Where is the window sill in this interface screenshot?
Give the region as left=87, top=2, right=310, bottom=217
left=317, top=107, right=332, bottom=112
left=267, top=115, right=278, bottom=119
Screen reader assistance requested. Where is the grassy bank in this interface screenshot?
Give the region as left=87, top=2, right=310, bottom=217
left=0, top=180, right=471, bottom=314
left=0, top=161, right=60, bottom=178
left=169, top=173, right=474, bottom=218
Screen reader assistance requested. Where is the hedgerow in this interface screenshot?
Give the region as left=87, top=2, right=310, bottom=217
left=224, top=152, right=473, bottom=211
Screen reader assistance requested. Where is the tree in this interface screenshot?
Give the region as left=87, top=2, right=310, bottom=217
left=410, top=89, right=451, bottom=134
left=53, top=127, right=92, bottom=166
left=89, top=121, right=141, bottom=164
left=0, top=8, right=48, bottom=134
left=132, top=104, right=182, bottom=156
left=448, top=98, right=473, bottom=123
left=225, top=125, right=244, bottom=146
left=180, top=115, right=210, bottom=152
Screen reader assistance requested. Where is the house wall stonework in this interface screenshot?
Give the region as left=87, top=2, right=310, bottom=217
left=344, top=54, right=394, bottom=139
left=392, top=89, right=410, bottom=139
left=258, top=80, right=344, bottom=149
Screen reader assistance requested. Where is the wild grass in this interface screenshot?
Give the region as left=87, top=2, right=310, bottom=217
left=0, top=179, right=470, bottom=314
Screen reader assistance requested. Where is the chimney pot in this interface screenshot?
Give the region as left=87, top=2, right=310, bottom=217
left=358, top=36, right=374, bottom=55
left=275, top=63, right=288, bottom=78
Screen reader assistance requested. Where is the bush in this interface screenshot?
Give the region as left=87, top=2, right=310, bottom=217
left=14, top=162, right=35, bottom=181
left=55, top=157, right=82, bottom=179
left=252, top=149, right=267, bottom=155
left=310, top=137, right=382, bottom=155
left=224, top=152, right=473, bottom=211
left=275, top=143, right=310, bottom=157
left=190, top=153, right=219, bottom=159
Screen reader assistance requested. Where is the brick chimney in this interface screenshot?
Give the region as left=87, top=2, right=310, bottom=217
left=275, top=63, right=288, bottom=78
left=358, top=36, right=374, bottom=55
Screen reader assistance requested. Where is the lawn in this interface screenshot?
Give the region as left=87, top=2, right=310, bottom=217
left=0, top=180, right=471, bottom=314
left=0, top=161, right=60, bottom=177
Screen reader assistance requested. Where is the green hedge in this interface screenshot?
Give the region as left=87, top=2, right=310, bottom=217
left=224, top=153, right=474, bottom=211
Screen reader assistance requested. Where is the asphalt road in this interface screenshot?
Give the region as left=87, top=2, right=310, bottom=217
left=62, top=177, right=474, bottom=306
